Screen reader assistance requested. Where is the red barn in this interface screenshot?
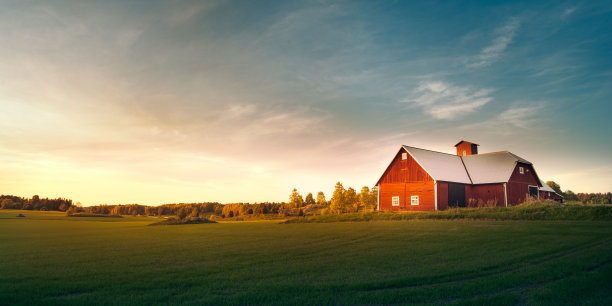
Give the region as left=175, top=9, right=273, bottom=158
left=375, top=140, right=559, bottom=211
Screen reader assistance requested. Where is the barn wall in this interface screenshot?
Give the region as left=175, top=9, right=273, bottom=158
left=507, top=163, right=540, bottom=205
left=508, top=163, right=539, bottom=185
left=539, top=191, right=564, bottom=202
left=437, top=182, right=448, bottom=210
left=466, top=184, right=505, bottom=207
left=379, top=181, right=435, bottom=211
left=378, top=149, right=433, bottom=184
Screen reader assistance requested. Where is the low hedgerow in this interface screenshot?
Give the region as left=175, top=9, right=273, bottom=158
left=148, top=217, right=217, bottom=226
left=67, top=213, right=123, bottom=218
left=284, top=202, right=612, bottom=223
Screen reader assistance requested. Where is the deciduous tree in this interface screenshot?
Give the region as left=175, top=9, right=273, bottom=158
left=289, top=188, right=304, bottom=208
left=304, top=192, right=315, bottom=205
left=546, top=181, right=563, bottom=195
left=316, top=192, right=326, bottom=205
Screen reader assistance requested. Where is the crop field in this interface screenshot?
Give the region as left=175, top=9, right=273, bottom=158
left=0, top=209, right=610, bottom=305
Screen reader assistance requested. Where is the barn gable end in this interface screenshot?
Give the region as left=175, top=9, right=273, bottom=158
left=506, top=163, right=541, bottom=204
left=377, top=148, right=433, bottom=185
left=377, top=148, right=435, bottom=211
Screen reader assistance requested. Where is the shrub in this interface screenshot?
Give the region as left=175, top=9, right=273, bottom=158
left=177, top=207, right=188, bottom=220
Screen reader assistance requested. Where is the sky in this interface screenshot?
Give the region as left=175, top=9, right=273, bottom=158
left=1, top=0, right=611, bottom=206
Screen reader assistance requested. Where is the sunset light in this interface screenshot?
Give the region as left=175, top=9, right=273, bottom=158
left=1, top=1, right=610, bottom=206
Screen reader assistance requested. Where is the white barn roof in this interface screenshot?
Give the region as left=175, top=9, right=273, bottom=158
left=377, top=146, right=542, bottom=186
left=402, top=146, right=472, bottom=184
left=462, top=151, right=532, bottom=184
left=539, top=182, right=555, bottom=193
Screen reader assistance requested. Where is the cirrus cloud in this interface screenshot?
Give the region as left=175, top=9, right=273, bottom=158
left=401, top=81, right=495, bottom=120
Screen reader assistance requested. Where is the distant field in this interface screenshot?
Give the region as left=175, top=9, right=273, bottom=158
left=0, top=210, right=610, bottom=305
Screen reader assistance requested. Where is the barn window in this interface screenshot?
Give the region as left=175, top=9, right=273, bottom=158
left=402, top=153, right=407, bottom=160
left=519, top=167, right=524, bottom=174
left=392, top=196, right=400, bottom=206
left=411, top=196, right=419, bottom=205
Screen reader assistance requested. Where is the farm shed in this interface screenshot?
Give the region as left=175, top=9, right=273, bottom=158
left=538, top=180, right=564, bottom=202
left=375, top=141, right=557, bottom=211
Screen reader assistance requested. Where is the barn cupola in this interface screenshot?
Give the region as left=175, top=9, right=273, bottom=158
left=454, top=140, right=479, bottom=156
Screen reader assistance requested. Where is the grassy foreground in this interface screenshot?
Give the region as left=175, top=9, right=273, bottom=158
left=0, top=210, right=610, bottom=305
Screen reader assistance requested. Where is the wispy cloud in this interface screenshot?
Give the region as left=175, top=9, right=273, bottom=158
left=401, top=81, right=494, bottom=119
left=561, top=7, right=578, bottom=18
left=467, top=18, right=520, bottom=68
left=453, top=104, right=544, bottom=136
left=167, top=1, right=218, bottom=24
left=496, top=106, right=541, bottom=128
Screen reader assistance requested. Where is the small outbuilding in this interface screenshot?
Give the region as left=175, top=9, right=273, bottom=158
left=538, top=180, right=564, bottom=202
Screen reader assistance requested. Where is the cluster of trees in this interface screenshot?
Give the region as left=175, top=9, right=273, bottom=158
left=564, top=191, right=611, bottom=204
left=330, top=183, right=377, bottom=213
left=288, top=189, right=327, bottom=208
left=288, top=183, right=378, bottom=214
left=221, top=203, right=287, bottom=218
left=546, top=181, right=611, bottom=204
left=0, top=195, right=73, bottom=211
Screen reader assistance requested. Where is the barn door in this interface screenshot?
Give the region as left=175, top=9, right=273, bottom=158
left=529, top=186, right=539, bottom=199
left=448, top=183, right=466, bottom=207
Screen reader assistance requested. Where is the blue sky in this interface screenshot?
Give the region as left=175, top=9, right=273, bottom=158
left=1, top=0, right=610, bottom=205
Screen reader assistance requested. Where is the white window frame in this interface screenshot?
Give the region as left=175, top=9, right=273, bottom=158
left=391, top=196, right=400, bottom=206
left=519, top=166, right=524, bottom=174
left=411, top=195, right=419, bottom=205
left=402, top=153, right=407, bottom=160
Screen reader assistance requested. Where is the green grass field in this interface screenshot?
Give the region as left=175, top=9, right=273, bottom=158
left=1, top=210, right=610, bottom=305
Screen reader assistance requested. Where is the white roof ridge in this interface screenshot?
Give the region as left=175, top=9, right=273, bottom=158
left=459, top=156, right=474, bottom=184
left=402, top=145, right=458, bottom=157
left=467, top=150, right=509, bottom=156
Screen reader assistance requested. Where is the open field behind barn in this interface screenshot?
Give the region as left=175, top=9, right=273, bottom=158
left=0, top=209, right=610, bottom=305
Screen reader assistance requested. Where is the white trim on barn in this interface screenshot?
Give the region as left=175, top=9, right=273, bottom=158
left=503, top=183, right=508, bottom=207
left=434, top=180, right=438, bottom=211
left=377, top=185, right=380, bottom=211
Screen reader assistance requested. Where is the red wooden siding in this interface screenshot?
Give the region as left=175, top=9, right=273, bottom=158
left=539, top=191, right=563, bottom=202
left=437, top=182, right=448, bottom=210
left=539, top=191, right=552, bottom=200
left=507, top=163, right=540, bottom=205
left=379, top=182, right=435, bottom=211
left=466, top=184, right=505, bottom=207
left=456, top=142, right=478, bottom=156
left=378, top=149, right=433, bottom=184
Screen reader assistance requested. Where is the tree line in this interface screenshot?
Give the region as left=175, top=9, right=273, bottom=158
left=546, top=181, right=611, bottom=204
left=0, top=182, right=378, bottom=218
left=0, top=195, right=73, bottom=211
left=5, top=181, right=606, bottom=218
left=287, top=182, right=378, bottom=215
